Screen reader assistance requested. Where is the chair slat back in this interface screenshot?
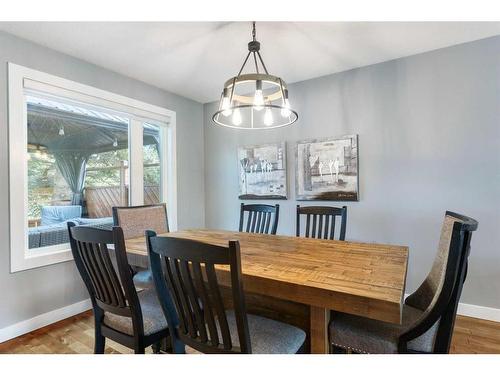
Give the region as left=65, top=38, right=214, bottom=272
left=296, top=205, right=347, bottom=240
left=147, top=234, right=251, bottom=354
left=113, top=204, right=169, bottom=240
left=239, top=203, right=279, bottom=235
left=68, top=223, right=140, bottom=320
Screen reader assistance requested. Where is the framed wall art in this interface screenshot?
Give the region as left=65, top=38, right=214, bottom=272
left=296, top=135, right=358, bottom=201
left=238, top=142, right=287, bottom=199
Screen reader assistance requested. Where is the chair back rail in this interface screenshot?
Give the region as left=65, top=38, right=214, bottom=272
left=147, top=233, right=252, bottom=353
left=296, top=205, right=347, bottom=240
left=239, top=203, right=279, bottom=235
left=112, top=203, right=169, bottom=240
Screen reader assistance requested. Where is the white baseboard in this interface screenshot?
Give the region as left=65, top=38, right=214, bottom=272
left=457, top=302, right=500, bottom=322
left=0, top=297, right=499, bottom=344
left=0, top=299, right=91, bottom=344
left=404, top=293, right=500, bottom=323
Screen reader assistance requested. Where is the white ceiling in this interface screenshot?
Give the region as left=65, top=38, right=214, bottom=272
left=1, top=22, right=499, bottom=103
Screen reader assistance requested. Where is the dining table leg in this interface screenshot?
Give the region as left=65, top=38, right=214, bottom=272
left=310, top=306, right=330, bottom=354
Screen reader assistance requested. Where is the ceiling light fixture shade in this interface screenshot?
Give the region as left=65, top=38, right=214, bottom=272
left=212, top=22, right=298, bottom=130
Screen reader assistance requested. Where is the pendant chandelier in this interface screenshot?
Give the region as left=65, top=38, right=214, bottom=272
left=212, top=22, right=298, bottom=130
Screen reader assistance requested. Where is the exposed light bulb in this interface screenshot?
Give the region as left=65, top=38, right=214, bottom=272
left=221, top=97, right=232, bottom=117
left=58, top=126, right=65, bottom=136
left=113, top=138, right=118, bottom=147
left=281, top=89, right=291, bottom=117
left=221, top=88, right=232, bottom=116
left=253, top=80, right=264, bottom=111
left=280, top=99, right=291, bottom=117
left=232, top=107, right=242, bottom=126
left=264, top=107, right=273, bottom=126
left=254, top=91, right=264, bottom=111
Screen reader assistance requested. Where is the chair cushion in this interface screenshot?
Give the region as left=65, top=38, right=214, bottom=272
left=225, top=310, right=305, bottom=354
left=133, top=269, right=154, bottom=289
left=103, top=289, right=167, bottom=336
left=329, top=305, right=438, bottom=354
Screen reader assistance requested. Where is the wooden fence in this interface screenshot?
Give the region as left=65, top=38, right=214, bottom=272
left=85, top=185, right=161, bottom=218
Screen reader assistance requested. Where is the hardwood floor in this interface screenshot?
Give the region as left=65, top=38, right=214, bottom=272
left=0, top=311, right=499, bottom=354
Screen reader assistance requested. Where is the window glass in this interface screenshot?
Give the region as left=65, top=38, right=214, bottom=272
left=143, top=123, right=161, bottom=204
left=26, top=94, right=129, bottom=250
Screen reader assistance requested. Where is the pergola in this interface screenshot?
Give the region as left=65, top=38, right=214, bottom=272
left=27, top=95, right=159, bottom=205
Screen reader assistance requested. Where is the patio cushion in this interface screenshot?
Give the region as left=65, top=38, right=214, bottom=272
left=223, top=310, right=306, bottom=354
left=329, top=304, right=438, bottom=354
left=41, top=205, right=82, bottom=226
left=103, top=288, right=168, bottom=336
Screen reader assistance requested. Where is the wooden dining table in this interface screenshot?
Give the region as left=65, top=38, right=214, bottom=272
left=124, top=229, right=409, bottom=354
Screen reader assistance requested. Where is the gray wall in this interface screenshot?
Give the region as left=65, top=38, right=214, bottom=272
left=204, top=36, right=500, bottom=309
left=0, top=31, right=205, bottom=329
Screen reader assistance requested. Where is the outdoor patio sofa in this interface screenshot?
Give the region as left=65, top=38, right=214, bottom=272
left=28, top=205, right=113, bottom=249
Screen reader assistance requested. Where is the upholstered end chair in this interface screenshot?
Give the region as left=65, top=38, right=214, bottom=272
left=112, top=204, right=169, bottom=289
left=329, top=211, right=478, bottom=354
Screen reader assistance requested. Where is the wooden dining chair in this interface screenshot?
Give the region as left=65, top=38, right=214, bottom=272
left=146, top=232, right=306, bottom=354
left=112, top=204, right=169, bottom=288
left=296, top=205, right=347, bottom=240
left=329, top=211, right=478, bottom=354
left=67, top=222, right=169, bottom=354
left=239, top=203, right=280, bottom=235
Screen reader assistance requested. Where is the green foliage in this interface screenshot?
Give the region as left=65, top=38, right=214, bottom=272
left=143, top=144, right=160, bottom=186
left=86, top=149, right=129, bottom=187
left=28, top=142, right=161, bottom=219
left=27, top=151, right=67, bottom=219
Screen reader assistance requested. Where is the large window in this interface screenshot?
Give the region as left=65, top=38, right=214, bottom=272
left=27, top=95, right=130, bottom=234
left=9, top=63, right=177, bottom=272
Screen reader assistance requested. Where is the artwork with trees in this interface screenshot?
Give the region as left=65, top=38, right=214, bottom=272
left=238, top=142, right=287, bottom=199
left=296, top=135, right=358, bottom=201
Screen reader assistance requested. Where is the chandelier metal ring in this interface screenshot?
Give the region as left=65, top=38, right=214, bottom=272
left=212, top=22, right=298, bottom=130
left=222, top=74, right=287, bottom=104
left=212, top=104, right=298, bottom=130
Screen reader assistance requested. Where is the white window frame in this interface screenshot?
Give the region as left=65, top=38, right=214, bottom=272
left=8, top=63, right=177, bottom=273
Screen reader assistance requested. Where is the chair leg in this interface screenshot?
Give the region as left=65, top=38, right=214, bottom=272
left=331, top=344, right=347, bottom=354
left=135, top=345, right=146, bottom=354
left=94, top=330, right=106, bottom=354
left=93, top=308, right=106, bottom=354
left=152, top=341, right=162, bottom=354
left=295, top=342, right=307, bottom=354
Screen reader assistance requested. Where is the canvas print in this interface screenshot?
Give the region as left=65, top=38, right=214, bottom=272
left=238, top=142, right=287, bottom=199
left=296, top=135, right=358, bottom=201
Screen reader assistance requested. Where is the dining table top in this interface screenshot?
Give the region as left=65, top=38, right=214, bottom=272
left=125, top=229, right=409, bottom=324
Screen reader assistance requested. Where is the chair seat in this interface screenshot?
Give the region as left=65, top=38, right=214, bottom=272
left=103, top=289, right=167, bottom=336
left=133, top=269, right=153, bottom=289
left=225, top=310, right=305, bottom=354
left=329, top=305, right=438, bottom=354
